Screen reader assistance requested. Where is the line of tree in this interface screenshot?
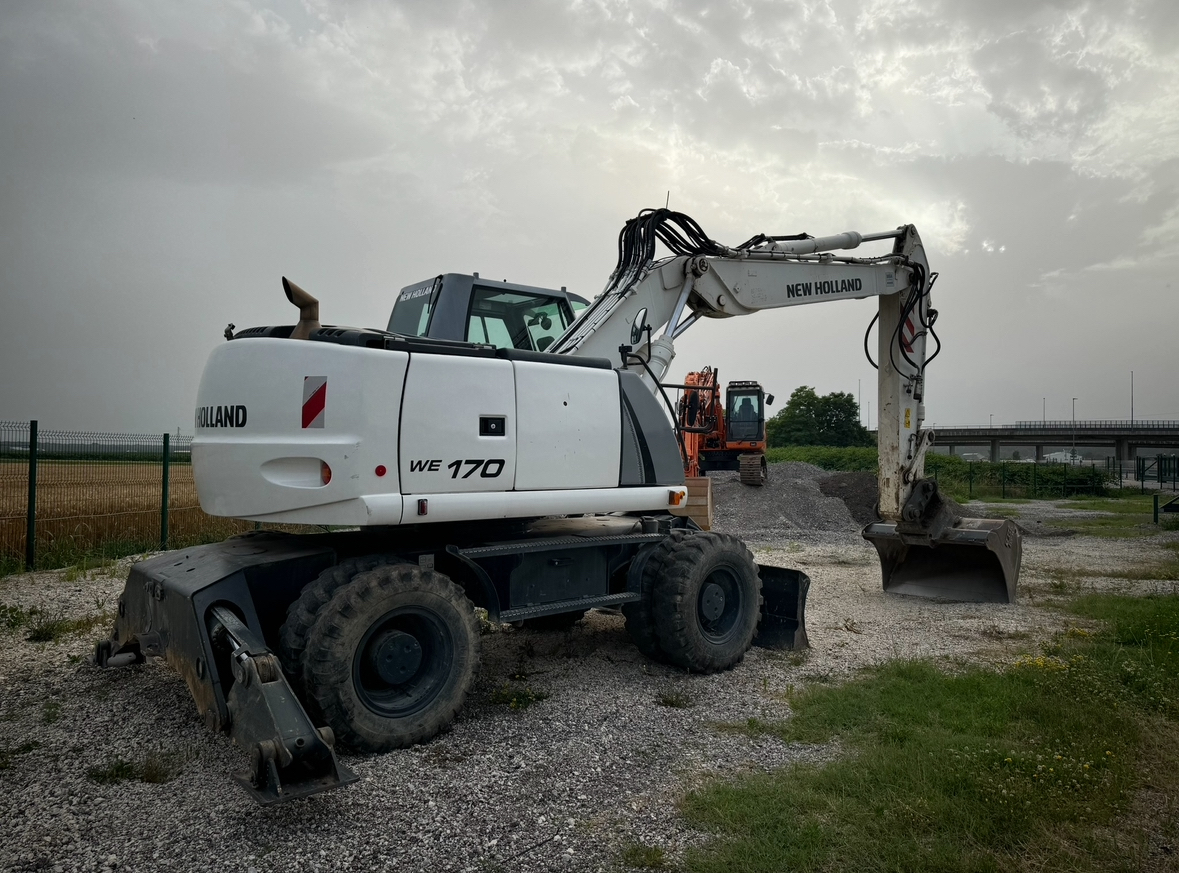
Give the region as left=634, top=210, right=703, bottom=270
left=766, top=386, right=873, bottom=448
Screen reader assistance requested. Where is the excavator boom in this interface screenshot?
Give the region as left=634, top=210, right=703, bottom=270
left=554, top=210, right=1021, bottom=603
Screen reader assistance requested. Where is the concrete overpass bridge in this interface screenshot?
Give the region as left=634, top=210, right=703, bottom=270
left=925, top=421, right=1179, bottom=462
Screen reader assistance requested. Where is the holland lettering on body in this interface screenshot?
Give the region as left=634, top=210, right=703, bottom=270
left=785, top=277, right=863, bottom=299
left=196, top=405, right=248, bottom=428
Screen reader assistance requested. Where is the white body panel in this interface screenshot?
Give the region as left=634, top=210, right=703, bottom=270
left=513, top=361, right=620, bottom=490
left=398, top=355, right=517, bottom=494
left=193, top=338, right=681, bottom=525
left=193, top=340, right=407, bottom=521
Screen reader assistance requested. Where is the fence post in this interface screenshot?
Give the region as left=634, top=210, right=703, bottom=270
left=1155, top=493, right=1160, bottom=524
left=160, top=432, right=170, bottom=551
left=1032, top=462, right=1037, bottom=498
left=25, top=420, right=38, bottom=571
left=1001, top=464, right=1006, bottom=499
left=968, top=463, right=974, bottom=498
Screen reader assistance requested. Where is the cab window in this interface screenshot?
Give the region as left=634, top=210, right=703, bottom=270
left=467, top=287, right=574, bottom=352
left=727, top=392, right=764, bottom=440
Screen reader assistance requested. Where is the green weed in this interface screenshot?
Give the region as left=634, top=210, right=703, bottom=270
left=86, top=747, right=192, bottom=785
left=0, top=740, right=40, bottom=770
left=489, top=683, right=548, bottom=710
left=0, top=603, right=30, bottom=630
left=25, top=609, right=111, bottom=643
left=619, top=842, right=667, bottom=869
left=657, top=689, right=694, bottom=709
left=42, top=701, right=61, bottom=725
left=86, top=757, right=138, bottom=784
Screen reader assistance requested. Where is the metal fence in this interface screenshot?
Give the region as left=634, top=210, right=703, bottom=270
left=1, top=420, right=258, bottom=571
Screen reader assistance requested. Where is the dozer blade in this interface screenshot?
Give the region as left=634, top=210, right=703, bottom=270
left=863, top=517, right=1021, bottom=604
left=94, top=532, right=358, bottom=804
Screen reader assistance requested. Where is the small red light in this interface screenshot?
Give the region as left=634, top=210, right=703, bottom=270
left=375, top=465, right=387, bottom=477
left=320, top=462, right=332, bottom=485
left=417, top=499, right=428, bottom=516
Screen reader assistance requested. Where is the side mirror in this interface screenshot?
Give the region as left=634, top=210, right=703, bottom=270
left=766, top=394, right=775, bottom=406
left=630, top=308, right=648, bottom=345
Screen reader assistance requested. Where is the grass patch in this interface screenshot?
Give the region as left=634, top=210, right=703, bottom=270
left=681, top=594, right=1179, bottom=873
left=489, top=683, right=548, bottom=710
left=0, top=740, right=40, bottom=770
left=86, top=757, right=138, bottom=784
left=619, top=841, right=667, bottom=869
left=86, top=748, right=192, bottom=785
left=42, top=701, right=61, bottom=724
left=1044, top=495, right=1161, bottom=539
left=657, top=689, right=695, bottom=709
left=25, top=608, right=111, bottom=643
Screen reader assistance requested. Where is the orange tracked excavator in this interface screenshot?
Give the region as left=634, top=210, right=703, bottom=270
left=677, top=366, right=773, bottom=486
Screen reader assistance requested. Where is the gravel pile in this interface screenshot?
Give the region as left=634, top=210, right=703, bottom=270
left=2, top=486, right=1175, bottom=872
left=710, top=462, right=861, bottom=544
left=817, top=471, right=879, bottom=526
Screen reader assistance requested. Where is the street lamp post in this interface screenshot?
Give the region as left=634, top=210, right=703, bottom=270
left=1072, top=397, right=1077, bottom=464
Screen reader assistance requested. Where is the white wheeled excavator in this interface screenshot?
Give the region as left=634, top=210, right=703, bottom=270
left=95, top=209, right=1021, bottom=805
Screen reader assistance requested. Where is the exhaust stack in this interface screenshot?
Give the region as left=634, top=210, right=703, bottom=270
left=283, top=277, right=320, bottom=340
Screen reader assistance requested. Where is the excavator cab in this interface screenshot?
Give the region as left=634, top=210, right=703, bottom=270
left=388, top=274, right=590, bottom=354
left=725, top=383, right=766, bottom=442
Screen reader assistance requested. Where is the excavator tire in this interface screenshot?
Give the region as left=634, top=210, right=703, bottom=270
left=622, top=533, right=689, bottom=663
left=651, top=532, right=761, bottom=673
left=301, top=564, right=480, bottom=752
left=739, top=453, right=768, bottom=487
left=279, top=554, right=395, bottom=701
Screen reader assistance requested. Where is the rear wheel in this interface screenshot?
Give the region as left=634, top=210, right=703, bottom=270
left=301, top=564, right=480, bottom=752
left=651, top=532, right=761, bottom=672
left=279, top=555, right=395, bottom=698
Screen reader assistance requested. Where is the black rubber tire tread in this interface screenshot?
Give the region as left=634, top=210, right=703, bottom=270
left=522, top=609, right=588, bottom=631
left=279, top=554, right=395, bottom=695
left=301, top=564, right=480, bottom=752
left=651, top=531, right=762, bottom=673
left=622, top=531, right=691, bottom=662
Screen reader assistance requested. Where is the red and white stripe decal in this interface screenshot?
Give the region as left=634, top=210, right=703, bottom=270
left=302, top=377, right=327, bottom=429
left=901, top=316, right=917, bottom=354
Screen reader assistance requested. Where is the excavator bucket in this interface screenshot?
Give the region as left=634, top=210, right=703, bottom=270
left=862, top=488, right=1022, bottom=604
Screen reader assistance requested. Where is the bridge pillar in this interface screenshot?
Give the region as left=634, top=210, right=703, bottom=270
left=990, top=439, right=1000, bottom=463
left=947, top=445, right=956, bottom=456
left=1035, top=445, right=1044, bottom=461
left=1116, top=439, right=1137, bottom=462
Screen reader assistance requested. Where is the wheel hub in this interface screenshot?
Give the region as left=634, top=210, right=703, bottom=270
left=370, top=630, right=423, bottom=685
left=700, top=582, right=726, bottom=621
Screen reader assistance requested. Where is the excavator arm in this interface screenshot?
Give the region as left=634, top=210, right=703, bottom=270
left=553, top=211, right=1020, bottom=603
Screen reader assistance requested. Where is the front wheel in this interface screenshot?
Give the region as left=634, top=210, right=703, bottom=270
left=301, top=564, right=480, bottom=752
left=652, top=532, right=761, bottom=672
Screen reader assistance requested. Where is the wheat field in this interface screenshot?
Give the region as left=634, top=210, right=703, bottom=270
left=0, top=460, right=254, bottom=564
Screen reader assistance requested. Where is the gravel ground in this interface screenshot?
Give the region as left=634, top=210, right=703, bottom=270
left=1, top=474, right=1176, bottom=873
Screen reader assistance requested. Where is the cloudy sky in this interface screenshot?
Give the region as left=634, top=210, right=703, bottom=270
left=3, top=0, right=1177, bottom=434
